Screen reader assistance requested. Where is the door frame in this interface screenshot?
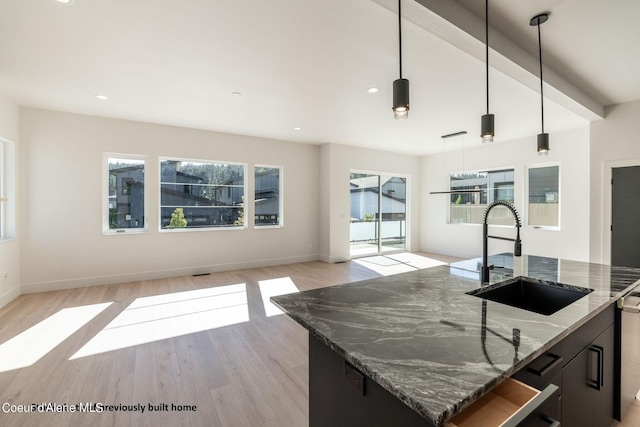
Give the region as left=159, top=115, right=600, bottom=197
left=603, top=158, right=640, bottom=265
left=348, top=169, right=410, bottom=258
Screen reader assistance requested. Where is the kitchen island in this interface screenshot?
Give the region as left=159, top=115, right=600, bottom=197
left=271, top=254, right=640, bottom=426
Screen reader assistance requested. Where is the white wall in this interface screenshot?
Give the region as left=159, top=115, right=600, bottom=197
left=20, top=108, right=321, bottom=292
left=319, top=143, right=421, bottom=263
left=420, top=127, right=591, bottom=262
left=0, top=91, right=20, bottom=308
left=590, top=99, right=640, bottom=264
left=13, top=100, right=631, bottom=294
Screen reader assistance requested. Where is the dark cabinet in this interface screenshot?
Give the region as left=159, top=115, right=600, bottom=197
left=562, top=325, right=615, bottom=426
left=309, top=334, right=435, bottom=427
left=513, top=305, right=616, bottom=427
left=308, top=304, right=617, bottom=427
left=310, top=334, right=558, bottom=427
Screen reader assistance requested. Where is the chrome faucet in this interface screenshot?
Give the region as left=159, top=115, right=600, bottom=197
left=481, top=200, right=522, bottom=284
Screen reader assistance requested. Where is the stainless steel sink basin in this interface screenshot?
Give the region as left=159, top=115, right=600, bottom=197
left=466, top=276, right=593, bottom=315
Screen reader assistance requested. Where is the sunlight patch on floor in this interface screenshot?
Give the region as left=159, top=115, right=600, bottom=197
left=0, top=302, right=112, bottom=372
left=70, top=284, right=249, bottom=359
left=258, top=277, right=300, bottom=317
left=354, top=253, right=446, bottom=276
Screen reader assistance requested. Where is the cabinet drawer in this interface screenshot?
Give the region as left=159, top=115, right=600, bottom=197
left=446, top=379, right=559, bottom=427
left=562, top=304, right=614, bottom=364
left=512, top=342, right=563, bottom=390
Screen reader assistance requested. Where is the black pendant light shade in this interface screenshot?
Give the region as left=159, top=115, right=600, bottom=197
left=531, top=13, right=549, bottom=156
left=481, top=0, right=494, bottom=143
left=393, top=78, right=410, bottom=120
left=537, top=133, right=549, bottom=155
left=392, top=0, right=409, bottom=120
left=481, top=113, right=494, bottom=143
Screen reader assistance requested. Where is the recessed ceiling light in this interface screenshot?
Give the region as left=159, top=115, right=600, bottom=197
left=367, top=87, right=379, bottom=93
left=294, top=127, right=302, bottom=131
left=56, top=0, right=72, bottom=4
left=96, top=94, right=109, bottom=101
left=231, top=91, right=242, bottom=96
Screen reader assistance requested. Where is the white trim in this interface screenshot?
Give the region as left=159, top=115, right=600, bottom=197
left=254, top=164, right=284, bottom=229
left=0, top=140, right=4, bottom=240
left=102, top=152, right=149, bottom=234
left=523, top=162, right=561, bottom=230
left=603, top=158, right=640, bottom=265
left=0, top=136, right=16, bottom=241
left=0, top=284, right=21, bottom=310
left=348, top=169, right=411, bottom=255
left=20, top=253, right=319, bottom=294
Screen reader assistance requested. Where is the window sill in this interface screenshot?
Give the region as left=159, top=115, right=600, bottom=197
left=103, top=229, right=148, bottom=235
left=159, top=226, right=246, bottom=233
left=528, top=225, right=561, bottom=231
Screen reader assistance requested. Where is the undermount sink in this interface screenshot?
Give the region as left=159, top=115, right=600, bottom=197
left=467, top=276, right=594, bottom=316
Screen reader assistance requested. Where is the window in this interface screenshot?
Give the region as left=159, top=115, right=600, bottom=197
left=255, top=165, right=282, bottom=227
left=104, top=154, right=147, bottom=233
left=449, top=168, right=515, bottom=225
left=527, top=165, right=559, bottom=228
left=0, top=140, right=5, bottom=239
left=0, top=137, right=15, bottom=241
left=160, top=158, right=245, bottom=230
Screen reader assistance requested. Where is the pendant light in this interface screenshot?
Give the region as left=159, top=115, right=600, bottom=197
left=392, top=0, right=409, bottom=120
left=481, top=0, right=494, bottom=143
left=530, top=13, right=550, bottom=156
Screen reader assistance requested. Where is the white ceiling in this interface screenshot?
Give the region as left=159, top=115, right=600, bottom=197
left=0, top=0, right=638, bottom=156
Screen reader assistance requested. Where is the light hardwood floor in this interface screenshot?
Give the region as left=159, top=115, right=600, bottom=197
left=1, top=253, right=639, bottom=427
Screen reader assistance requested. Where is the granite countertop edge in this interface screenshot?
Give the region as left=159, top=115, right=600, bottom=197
left=271, top=256, right=640, bottom=426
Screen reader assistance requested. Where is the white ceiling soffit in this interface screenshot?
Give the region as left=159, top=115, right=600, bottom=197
left=372, top=0, right=604, bottom=121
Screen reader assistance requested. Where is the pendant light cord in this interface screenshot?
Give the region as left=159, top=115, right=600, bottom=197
left=398, top=0, right=403, bottom=79
left=537, top=22, right=544, bottom=134
left=485, top=0, right=489, bottom=114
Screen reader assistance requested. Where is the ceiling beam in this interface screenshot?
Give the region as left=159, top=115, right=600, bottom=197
left=371, top=0, right=604, bottom=121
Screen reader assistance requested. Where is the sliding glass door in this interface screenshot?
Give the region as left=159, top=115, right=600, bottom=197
left=349, top=172, right=407, bottom=257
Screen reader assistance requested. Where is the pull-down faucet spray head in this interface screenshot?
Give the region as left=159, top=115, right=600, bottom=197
left=482, top=201, right=522, bottom=283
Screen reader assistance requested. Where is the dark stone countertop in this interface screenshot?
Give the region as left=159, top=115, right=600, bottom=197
left=271, top=254, right=640, bottom=426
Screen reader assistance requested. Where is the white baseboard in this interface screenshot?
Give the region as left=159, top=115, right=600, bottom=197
left=319, top=254, right=351, bottom=263
left=21, top=254, right=321, bottom=294
left=0, top=284, right=21, bottom=309
left=421, top=246, right=479, bottom=260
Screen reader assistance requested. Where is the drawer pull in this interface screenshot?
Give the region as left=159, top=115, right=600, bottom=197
left=542, top=416, right=561, bottom=427
left=344, top=361, right=365, bottom=395
left=588, top=345, right=604, bottom=390
left=527, top=353, right=563, bottom=377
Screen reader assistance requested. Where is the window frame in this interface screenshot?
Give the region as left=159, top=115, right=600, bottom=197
left=0, top=139, right=4, bottom=240
left=158, top=156, right=247, bottom=232
left=254, top=164, right=283, bottom=229
left=0, top=137, right=15, bottom=242
left=102, top=153, right=149, bottom=235
left=447, top=166, right=516, bottom=226
left=525, top=162, right=561, bottom=230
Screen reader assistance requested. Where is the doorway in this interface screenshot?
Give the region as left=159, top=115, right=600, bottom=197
left=611, top=165, right=640, bottom=268
left=349, top=172, right=407, bottom=257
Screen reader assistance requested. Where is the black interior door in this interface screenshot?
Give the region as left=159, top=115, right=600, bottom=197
left=612, top=166, right=640, bottom=268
